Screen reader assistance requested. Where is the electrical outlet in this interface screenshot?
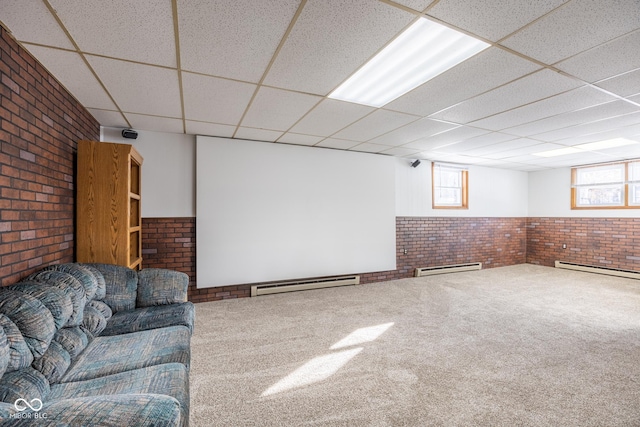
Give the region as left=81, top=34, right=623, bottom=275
left=562, top=244, right=567, bottom=249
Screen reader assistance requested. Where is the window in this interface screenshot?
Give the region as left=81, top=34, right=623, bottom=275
left=432, top=162, right=468, bottom=209
left=571, top=160, right=640, bottom=209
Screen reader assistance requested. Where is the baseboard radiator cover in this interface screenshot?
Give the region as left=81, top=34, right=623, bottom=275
left=555, top=261, right=640, bottom=280
left=414, top=262, right=482, bottom=277
left=251, top=275, right=360, bottom=297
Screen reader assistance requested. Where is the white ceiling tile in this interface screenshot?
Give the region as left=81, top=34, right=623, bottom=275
left=87, top=109, right=128, bottom=128
left=315, top=138, right=359, bottom=150
left=387, top=47, right=541, bottom=116
left=86, top=56, right=182, bottom=118
left=24, top=45, right=116, bottom=110
left=235, top=128, right=283, bottom=142
left=595, top=69, right=640, bottom=98
left=264, top=0, right=414, bottom=94
left=381, top=147, right=422, bottom=157
left=186, top=121, right=235, bottom=137
left=464, top=138, right=546, bottom=157
left=369, top=118, right=458, bottom=146
left=241, top=87, right=321, bottom=131
left=556, top=30, right=640, bottom=83
left=469, top=86, right=616, bottom=130
left=431, top=69, right=583, bottom=123
left=50, top=0, right=176, bottom=67
left=435, top=132, right=518, bottom=153
left=504, top=100, right=640, bottom=137
left=125, top=113, right=184, bottom=134
left=501, top=0, right=640, bottom=64
left=333, top=110, right=419, bottom=142
left=0, top=0, right=74, bottom=49
left=289, top=99, right=374, bottom=137
left=404, top=126, right=489, bottom=150
left=393, top=0, right=434, bottom=12
left=277, top=133, right=325, bottom=146
left=178, top=0, right=300, bottom=82
left=427, top=0, right=567, bottom=42
left=349, top=143, right=394, bottom=153
left=182, top=72, right=256, bottom=125
left=534, top=111, right=640, bottom=142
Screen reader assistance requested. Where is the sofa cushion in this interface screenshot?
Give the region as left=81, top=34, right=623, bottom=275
left=137, top=269, right=189, bottom=307
left=87, top=264, right=138, bottom=313
left=87, top=300, right=112, bottom=321
left=81, top=264, right=107, bottom=300
left=0, top=326, right=9, bottom=379
left=0, top=315, right=33, bottom=372
left=49, top=363, right=189, bottom=423
left=82, top=306, right=108, bottom=337
left=6, top=282, right=73, bottom=330
left=32, top=340, right=71, bottom=384
left=0, top=290, right=55, bottom=359
left=7, top=394, right=183, bottom=427
left=25, top=270, right=86, bottom=327
left=44, top=264, right=98, bottom=302
left=53, top=327, right=89, bottom=359
left=0, top=367, right=50, bottom=405
left=101, top=302, right=195, bottom=336
left=59, top=325, right=190, bottom=383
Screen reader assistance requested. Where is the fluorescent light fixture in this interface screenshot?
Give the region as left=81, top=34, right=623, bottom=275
left=328, top=18, right=490, bottom=108
left=533, top=147, right=582, bottom=157
left=576, top=137, right=638, bottom=151
left=534, top=138, right=639, bottom=157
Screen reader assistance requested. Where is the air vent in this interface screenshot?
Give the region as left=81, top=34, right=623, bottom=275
left=555, top=261, right=640, bottom=280
left=414, top=262, right=482, bottom=277
left=251, top=275, right=360, bottom=297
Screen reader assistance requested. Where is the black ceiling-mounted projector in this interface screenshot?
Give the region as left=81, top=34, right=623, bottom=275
left=121, top=129, right=138, bottom=139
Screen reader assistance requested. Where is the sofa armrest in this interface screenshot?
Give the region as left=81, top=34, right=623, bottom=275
left=2, top=394, right=182, bottom=427
left=136, top=269, right=189, bottom=308
left=101, top=303, right=195, bottom=336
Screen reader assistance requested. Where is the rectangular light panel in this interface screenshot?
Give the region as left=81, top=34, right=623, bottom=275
left=329, top=18, right=490, bottom=108
left=534, top=138, right=638, bottom=157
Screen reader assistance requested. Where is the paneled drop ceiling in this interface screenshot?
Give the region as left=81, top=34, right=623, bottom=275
left=1, top=0, right=640, bottom=171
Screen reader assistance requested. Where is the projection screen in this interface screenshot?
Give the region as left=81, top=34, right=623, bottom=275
left=196, top=136, right=396, bottom=288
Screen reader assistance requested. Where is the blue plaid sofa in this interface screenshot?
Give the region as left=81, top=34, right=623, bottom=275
left=0, top=263, right=194, bottom=427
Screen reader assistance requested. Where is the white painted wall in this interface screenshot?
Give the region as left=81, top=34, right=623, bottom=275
left=395, top=158, right=529, bottom=217
left=196, top=136, right=397, bottom=287
left=101, top=127, right=195, bottom=217
left=528, top=167, right=638, bottom=217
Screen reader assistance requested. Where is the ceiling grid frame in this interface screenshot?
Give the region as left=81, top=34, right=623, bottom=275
left=0, top=0, right=637, bottom=170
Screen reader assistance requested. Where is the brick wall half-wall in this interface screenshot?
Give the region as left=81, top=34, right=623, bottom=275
left=141, top=216, right=527, bottom=303
left=0, top=27, right=100, bottom=286
left=527, top=217, right=640, bottom=270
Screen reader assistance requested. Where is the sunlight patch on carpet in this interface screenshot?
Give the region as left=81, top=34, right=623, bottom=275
left=262, top=348, right=363, bottom=396
left=330, top=322, right=394, bottom=350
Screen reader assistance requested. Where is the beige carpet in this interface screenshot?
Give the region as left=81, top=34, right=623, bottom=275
left=190, top=264, right=640, bottom=426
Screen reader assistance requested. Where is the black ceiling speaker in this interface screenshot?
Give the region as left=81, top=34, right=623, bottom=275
left=121, top=128, right=138, bottom=139
left=410, top=159, right=421, bottom=168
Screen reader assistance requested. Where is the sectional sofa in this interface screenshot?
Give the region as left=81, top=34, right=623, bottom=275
left=0, top=263, right=194, bottom=426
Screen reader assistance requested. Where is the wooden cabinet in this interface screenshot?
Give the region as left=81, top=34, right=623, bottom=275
left=76, top=140, right=143, bottom=270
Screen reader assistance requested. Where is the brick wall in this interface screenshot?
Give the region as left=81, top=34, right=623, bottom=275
left=0, top=27, right=100, bottom=286
left=527, top=217, right=640, bottom=270
left=140, top=217, right=204, bottom=300
left=142, top=216, right=526, bottom=303
left=360, top=216, right=527, bottom=283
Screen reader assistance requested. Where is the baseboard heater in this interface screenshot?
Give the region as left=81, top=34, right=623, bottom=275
left=250, top=275, right=360, bottom=297
left=555, top=261, right=640, bottom=280
left=414, top=262, right=482, bottom=277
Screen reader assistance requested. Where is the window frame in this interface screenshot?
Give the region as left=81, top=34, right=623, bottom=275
left=571, top=159, right=640, bottom=210
left=432, top=162, right=469, bottom=210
